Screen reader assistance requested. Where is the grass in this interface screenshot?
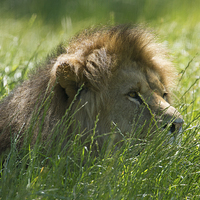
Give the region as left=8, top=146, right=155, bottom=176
left=0, top=0, right=200, bottom=199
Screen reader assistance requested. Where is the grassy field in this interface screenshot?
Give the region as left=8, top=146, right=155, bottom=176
left=0, top=0, right=200, bottom=199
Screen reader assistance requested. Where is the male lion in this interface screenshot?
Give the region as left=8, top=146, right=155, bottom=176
left=0, top=25, right=183, bottom=154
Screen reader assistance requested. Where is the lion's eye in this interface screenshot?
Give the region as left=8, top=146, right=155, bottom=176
left=128, top=92, right=137, bottom=98
left=127, top=92, right=143, bottom=104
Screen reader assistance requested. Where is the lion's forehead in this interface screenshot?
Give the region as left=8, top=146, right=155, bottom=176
left=145, top=68, right=167, bottom=95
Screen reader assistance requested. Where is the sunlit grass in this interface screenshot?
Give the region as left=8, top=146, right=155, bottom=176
left=0, top=0, right=200, bottom=199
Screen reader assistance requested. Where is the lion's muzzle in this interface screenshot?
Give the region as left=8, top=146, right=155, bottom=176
left=149, top=94, right=184, bottom=143
left=158, top=101, right=184, bottom=144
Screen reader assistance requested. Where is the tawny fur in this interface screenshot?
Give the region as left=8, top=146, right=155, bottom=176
left=0, top=25, right=182, bottom=154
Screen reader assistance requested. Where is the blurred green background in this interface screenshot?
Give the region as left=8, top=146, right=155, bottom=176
left=1, top=0, right=199, bottom=26
left=0, top=0, right=200, bottom=58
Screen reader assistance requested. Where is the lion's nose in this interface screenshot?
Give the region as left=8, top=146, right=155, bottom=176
left=170, top=117, right=184, bottom=133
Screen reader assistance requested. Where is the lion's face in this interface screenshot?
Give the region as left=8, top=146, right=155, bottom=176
left=55, top=56, right=183, bottom=144
left=98, top=60, right=183, bottom=142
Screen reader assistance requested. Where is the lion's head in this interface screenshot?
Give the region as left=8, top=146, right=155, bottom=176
left=0, top=25, right=183, bottom=154
left=53, top=25, right=183, bottom=145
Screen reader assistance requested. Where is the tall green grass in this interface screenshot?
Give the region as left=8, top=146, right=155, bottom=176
left=0, top=101, right=199, bottom=199
left=0, top=0, right=200, bottom=199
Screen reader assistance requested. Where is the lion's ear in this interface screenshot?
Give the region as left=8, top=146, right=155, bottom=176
left=54, top=54, right=85, bottom=102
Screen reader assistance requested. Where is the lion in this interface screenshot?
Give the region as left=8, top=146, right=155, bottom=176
left=0, top=25, right=183, bottom=154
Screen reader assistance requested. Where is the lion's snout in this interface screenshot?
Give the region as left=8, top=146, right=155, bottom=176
left=157, top=108, right=183, bottom=144
left=162, top=106, right=183, bottom=134
left=152, top=96, right=184, bottom=134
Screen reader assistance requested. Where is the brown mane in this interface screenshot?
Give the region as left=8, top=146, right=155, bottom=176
left=63, top=25, right=175, bottom=92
